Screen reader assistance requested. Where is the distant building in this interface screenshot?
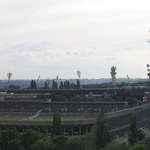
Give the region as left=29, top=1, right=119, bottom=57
left=143, top=92, right=150, bottom=103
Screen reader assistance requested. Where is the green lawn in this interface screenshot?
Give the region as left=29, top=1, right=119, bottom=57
left=0, top=117, right=95, bottom=122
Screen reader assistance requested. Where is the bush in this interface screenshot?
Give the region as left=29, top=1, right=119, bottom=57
left=65, top=136, right=85, bottom=150
left=129, top=143, right=148, bottom=150
left=105, top=142, right=128, bottom=150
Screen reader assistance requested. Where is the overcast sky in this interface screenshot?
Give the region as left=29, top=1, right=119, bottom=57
left=0, top=0, right=150, bottom=79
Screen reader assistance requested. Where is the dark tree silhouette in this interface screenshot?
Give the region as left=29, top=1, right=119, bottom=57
left=44, top=81, right=49, bottom=89
left=59, top=81, right=64, bottom=89
left=128, top=113, right=138, bottom=145
left=76, top=79, right=80, bottom=89
left=94, top=112, right=110, bottom=149
left=30, top=80, right=37, bottom=89
left=52, top=111, right=62, bottom=136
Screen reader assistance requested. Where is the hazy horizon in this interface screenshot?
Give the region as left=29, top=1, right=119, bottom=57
left=0, top=0, right=150, bottom=79
left=0, top=77, right=148, bottom=80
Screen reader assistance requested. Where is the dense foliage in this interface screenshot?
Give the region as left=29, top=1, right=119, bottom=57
left=52, top=111, right=62, bottom=136
left=0, top=112, right=149, bottom=150
left=0, top=130, right=85, bottom=150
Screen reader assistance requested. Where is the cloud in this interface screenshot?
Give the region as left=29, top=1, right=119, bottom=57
left=0, top=0, right=150, bottom=79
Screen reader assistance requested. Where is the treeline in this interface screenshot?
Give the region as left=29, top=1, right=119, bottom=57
left=0, top=129, right=86, bottom=150
left=30, top=79, right=80, bottom=89
left=0, top=113, right=149, bottom=150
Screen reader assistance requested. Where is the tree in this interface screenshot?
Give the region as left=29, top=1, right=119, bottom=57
left=20, top=130, right=41, bottom=150
left=128, top=114, right=138, bottom=145
left=63, top=80, right=70, bottom=89
left=0, top=130, right=21, bottom=150
left=44, top=81, right=49, bottom=89
left=76, top=79, right=80, bottom=89
left=70, top=83, right=76, bottom=89
left=59, top=81, right=64, bottom=89
left=8, top=84, right=20, bottom=89
left=66, top=136, right=85, bottom=150
left=30, top=80, right=37, bottom=89
left=63, top=81, right=67, bottom=89
left=52, top=80, right=58, bottom=89
left=52, top=111, right=62, bottom=136
left=31, top=137, right=52, bottom=150
left=137, top=130, right=145, bottom=141
left=129, top=143, right=148, bottom=150
left=105, top=142, right=128, bottom=150
left=52, top=136, right=68, bottom=150
left=66, top=80, right=70, bottom=88
left=92, top=112, right=110, bottom=150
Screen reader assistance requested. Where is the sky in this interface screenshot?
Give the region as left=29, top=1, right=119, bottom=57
left=0, top=0, right=150, bottom=79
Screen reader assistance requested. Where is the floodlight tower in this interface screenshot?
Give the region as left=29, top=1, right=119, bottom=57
left=76, top=70, right=81, bottom=89
left=146, top=30, right=150, bottom=80
left=127, top=74, right=130, bottom=84
left=110, top=66, right=117, bottom=86
left=146, top=64, right=150, bottom=80
left=76, top=70, right=81, bottom=79
left=7, top=72, right=12, bottom=83
left=56, top=75, right=59, bottom=80
left=36, top=75, right=40, bottom=88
